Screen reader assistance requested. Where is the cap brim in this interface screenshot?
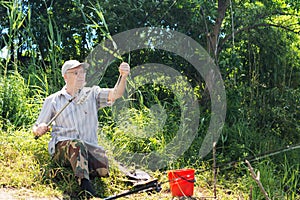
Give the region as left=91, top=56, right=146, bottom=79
left=70, top=62, right=89, bottom=70
left=81, top=62, right=90, bottom=69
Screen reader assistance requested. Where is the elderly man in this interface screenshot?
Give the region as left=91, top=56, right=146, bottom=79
left=33, top=60, right=130, bottom=197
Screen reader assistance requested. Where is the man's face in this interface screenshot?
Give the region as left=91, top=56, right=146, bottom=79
left=64, top=65, right=86, bottom=92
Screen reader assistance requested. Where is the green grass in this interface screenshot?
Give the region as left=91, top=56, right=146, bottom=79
left=1, top=126, right=299, bottom=200
left=0, top=126, right=249, bottom=199
left=1, top=0, right=300, bottom=199
left=0, top=72, right=299, bottom=199
left=0, top=128, right=60, bottom=197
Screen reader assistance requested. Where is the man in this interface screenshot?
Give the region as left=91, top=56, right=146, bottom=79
left=33, top=60, right=130, bottom=197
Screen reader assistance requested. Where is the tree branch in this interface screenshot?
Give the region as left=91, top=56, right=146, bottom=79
left=245, top=160, right=271, bottom=200
left=219, top=22, right=300, bottom=54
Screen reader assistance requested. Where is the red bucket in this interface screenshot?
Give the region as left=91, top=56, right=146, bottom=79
left=168, top=168, right=195, bottom=197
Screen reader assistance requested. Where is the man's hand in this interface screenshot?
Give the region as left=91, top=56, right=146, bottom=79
left=119, top=62, right=130, bottom=77
left=33, top=123, right=50, bottom=137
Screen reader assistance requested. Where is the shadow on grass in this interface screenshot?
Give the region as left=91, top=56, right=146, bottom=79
left=34, top=151, right=109, bottom=199
left=32, top=138, right=148, bottom=199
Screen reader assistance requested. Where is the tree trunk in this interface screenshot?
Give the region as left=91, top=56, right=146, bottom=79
left=208, top=0, right=230, bottom=61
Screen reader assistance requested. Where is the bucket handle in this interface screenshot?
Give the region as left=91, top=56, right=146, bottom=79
left=170, top=172, right=196, bottom=184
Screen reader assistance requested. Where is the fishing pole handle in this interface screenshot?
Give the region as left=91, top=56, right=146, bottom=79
left=34, top=96, right=75, bottom=140
left=34, top=124, right=50, bottom=140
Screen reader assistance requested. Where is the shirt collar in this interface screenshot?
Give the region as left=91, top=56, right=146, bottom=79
left=60, top=85, right=72, bottom=99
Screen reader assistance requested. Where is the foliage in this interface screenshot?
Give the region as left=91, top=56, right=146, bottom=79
left=0, top=0, right=300, bottom=199
left=0, top=71, right=44, bottom=129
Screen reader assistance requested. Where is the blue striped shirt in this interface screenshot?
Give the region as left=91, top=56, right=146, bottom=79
left=35, top=86, right=112, bottom=155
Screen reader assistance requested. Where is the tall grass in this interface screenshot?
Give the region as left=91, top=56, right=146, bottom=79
left=281, top=156, right=300, bottom=200
left=40, top=1, right=64, bottom=91
left=0, top=71, right=43, bottom=129
left=1, top=0, right=27, bottom=72
left=0, top=0, right=299, bottom=199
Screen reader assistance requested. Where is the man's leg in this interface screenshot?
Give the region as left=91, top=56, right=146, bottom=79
left=85, top=143, right=109, bottom=178
left=53, top=140, right=96, bottom=196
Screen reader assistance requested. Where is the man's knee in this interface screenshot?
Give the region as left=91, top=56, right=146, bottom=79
left=96, top=167, right=109, bottom=177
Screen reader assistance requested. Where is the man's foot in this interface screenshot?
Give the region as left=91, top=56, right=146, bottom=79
left=80, top=178, right=96, bottom=198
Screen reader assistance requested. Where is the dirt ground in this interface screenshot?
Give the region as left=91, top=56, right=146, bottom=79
left=0, top=186, right=212, bottom=200
left=0, top=188, right=61, bottom=200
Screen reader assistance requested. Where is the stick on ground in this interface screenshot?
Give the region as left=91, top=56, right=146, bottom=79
left=245, top=160, right=271, bottom=200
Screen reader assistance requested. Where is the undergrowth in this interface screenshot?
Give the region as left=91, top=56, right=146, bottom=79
left=1, top=126, right=300, bottom=199
left=0, top=0, right=300, bottom=199
left=0, top=71, right=299, bottom=199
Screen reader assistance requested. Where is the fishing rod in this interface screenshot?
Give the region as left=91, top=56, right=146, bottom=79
left=34, top=94, right=77, bottom=140
left=34, top=63, right=126, bottom=140
left=100, top=143, right=300, bottom=199
left=196, top=143, right=300, bottom=173
left=34, top=32, right=127, bottom=140
left=103, top=179, right=161, bottom=200
left=247, top=143, right=300, bottom=163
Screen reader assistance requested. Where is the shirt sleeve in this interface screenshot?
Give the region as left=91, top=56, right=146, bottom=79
left=35, top=95, right=55, bottom=125
left=95, top=86, right=113, bottom=109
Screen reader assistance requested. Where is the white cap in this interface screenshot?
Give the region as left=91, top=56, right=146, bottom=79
left=61, top=60, right=89, bottom=76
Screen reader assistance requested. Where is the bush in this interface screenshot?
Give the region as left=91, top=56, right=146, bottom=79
left=0, top=71, right=45, bottom=129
